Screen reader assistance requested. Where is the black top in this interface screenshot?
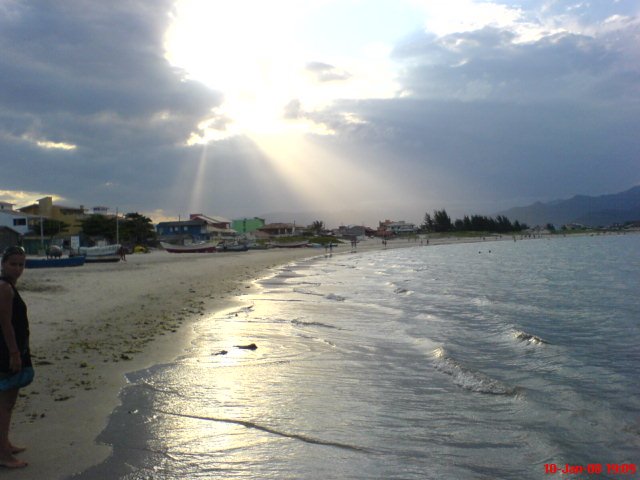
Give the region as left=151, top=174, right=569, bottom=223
left=0, top=276, right=31, bottom=372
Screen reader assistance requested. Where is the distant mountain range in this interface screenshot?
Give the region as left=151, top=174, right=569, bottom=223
left=498, top=186, right=640, bottom=227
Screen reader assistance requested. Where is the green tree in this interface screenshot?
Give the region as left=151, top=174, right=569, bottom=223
left=80, top=214, right=117, bottom=241
left=421, top=213, right=434, bottom=232
left=119, top=212, right=156, bottom=244
left=310, top=220, right=325, bottom=236
left=40, top=218, right=70, bottom=237
left=81, top=213, right=156, bottom=245
left=433, top=209, right=453, bottom=232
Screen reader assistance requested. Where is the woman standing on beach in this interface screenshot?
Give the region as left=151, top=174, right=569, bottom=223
left=0, top=246, right=33, bottom=469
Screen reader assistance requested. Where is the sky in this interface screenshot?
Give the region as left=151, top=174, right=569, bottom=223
left=1, top=0, right=639, bottom=227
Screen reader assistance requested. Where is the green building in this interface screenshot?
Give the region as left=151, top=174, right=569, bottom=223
left=232, top=217, right=265, bottom=235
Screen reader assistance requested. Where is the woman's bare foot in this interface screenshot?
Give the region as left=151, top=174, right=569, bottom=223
left=10, top=444, right=26, bottom=454
left=0, top=455, right=28, bottom=468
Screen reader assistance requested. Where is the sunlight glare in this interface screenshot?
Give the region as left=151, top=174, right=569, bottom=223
left=165, top=0, right=404, bottom=215
left=165, top=0, right=398, bottom=140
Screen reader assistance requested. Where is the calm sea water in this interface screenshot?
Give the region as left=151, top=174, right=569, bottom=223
left=72, top=234, right=639, bottom=480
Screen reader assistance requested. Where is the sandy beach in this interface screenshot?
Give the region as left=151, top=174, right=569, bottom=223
left=8, top=234, right=511, bottom=479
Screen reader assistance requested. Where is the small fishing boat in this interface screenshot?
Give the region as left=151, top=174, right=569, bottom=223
left=78, top=244, right=122, bottom=263
left=26, top=256, right=86, bottom=269
left=216, top=243, right=249, bottom=252
left=160, top=241, right=218, bottom=253
left=271, top=241, right=311, bottom=248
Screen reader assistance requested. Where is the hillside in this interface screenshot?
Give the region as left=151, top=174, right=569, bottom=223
left=498, top=186, right=640, bottom=227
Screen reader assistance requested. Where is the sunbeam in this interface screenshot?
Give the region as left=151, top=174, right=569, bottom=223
left=188, top=142, right=209, bottom=214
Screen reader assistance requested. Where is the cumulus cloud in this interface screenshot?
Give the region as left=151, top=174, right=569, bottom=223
left=305, top=62, right=352, bottom=82
left=283, top=99, right=303, bottom=119
left=391, top=25, right=640, bottom=102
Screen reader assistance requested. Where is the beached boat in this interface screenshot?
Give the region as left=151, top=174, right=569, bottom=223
left=26, top=256, right=86, bottom=269
left=160, top=241, right=218, bottom=253
left=247, top=243, right=270, bottom=250
left=216, top=243, right=249, bottom=252
left=78, top=244, right=122, bottom=263
left=271, top=241, right=311, bottom=248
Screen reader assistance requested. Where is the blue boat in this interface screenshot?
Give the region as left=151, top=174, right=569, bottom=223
left=25, top=256, right=86, bottom=268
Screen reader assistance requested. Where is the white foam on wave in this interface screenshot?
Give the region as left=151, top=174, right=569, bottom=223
left=432, top=347, right=517, bottom=395
left=513, top=330, right=548, bottom=345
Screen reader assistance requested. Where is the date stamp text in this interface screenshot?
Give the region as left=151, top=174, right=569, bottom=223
left=544, top=463, right=637, bottom=475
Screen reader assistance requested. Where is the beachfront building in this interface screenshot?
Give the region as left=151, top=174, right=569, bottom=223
left=232, top=217, right=265, bottom=235
left=335, top=225, right=367, bottom=241
left=19, top=196, right=86, bottom=235
left=0, top=204, right=33, bottom=236
left=258, top=222, right=306, bottom=238
left=156, top=213, right=236, bottom=244
left=0, top=202, right=37, bottom=251
left=377, top=220, right=418, bottom=237
left=0, top=203, right=46, bottom=253
left=91, top=206, right=111, bottom=215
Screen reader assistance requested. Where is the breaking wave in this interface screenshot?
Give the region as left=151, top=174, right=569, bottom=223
left=432, top=347, right=517, bottom=395
left=513, top=330, right=548, bottom=345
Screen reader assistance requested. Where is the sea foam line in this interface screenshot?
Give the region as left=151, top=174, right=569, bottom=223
left=151, top=409, right=371, bottom=453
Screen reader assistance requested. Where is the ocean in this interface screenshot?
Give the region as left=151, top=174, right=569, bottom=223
left=71, top=233, right=639, bottom=479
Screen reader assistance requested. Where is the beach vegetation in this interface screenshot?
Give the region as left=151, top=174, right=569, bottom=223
left=120, top=213, right=157, bottom=245
left=310, top=220, right=325, bottom=236
left=80, top=214, right=116, bottom=240
left=80, top=212, right=156, bottom=245
left=422, top=209, right=528, bottom=234
left=40, top=218, right=70, bottom=237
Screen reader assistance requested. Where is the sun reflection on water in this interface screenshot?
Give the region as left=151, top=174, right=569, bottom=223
left=144, top=302, right=305, bottom=472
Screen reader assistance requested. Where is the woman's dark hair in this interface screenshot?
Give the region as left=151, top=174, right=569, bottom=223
left=1, top=246, right=26, bottom=264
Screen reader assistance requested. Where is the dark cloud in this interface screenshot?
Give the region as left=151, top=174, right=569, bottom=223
left=304, top=20, right=640, bottom=214
left=392, top=26, right=639, bottom=102
left=0, top=0, right=223, bottom=211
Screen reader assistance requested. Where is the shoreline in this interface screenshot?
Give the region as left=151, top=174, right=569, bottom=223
left=13, top=246, right=324, bottom=479
left=7, top=232, right=612, bottom=479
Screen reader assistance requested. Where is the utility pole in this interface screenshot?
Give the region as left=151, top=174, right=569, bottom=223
left=116, top=207, right=119, bottom=244
left=40, top=216, right=44, bottom=251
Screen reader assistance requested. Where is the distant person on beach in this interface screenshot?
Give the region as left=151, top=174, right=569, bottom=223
left=0, top=246, right=34, bottom=469
left=118, top=245, right=127, bottom=262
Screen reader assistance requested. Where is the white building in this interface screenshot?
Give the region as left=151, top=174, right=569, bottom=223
left=0, top=205, right=34, bottom=236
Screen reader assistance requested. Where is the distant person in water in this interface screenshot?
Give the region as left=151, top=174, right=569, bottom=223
left=0, top=246, right=34, bottom=469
